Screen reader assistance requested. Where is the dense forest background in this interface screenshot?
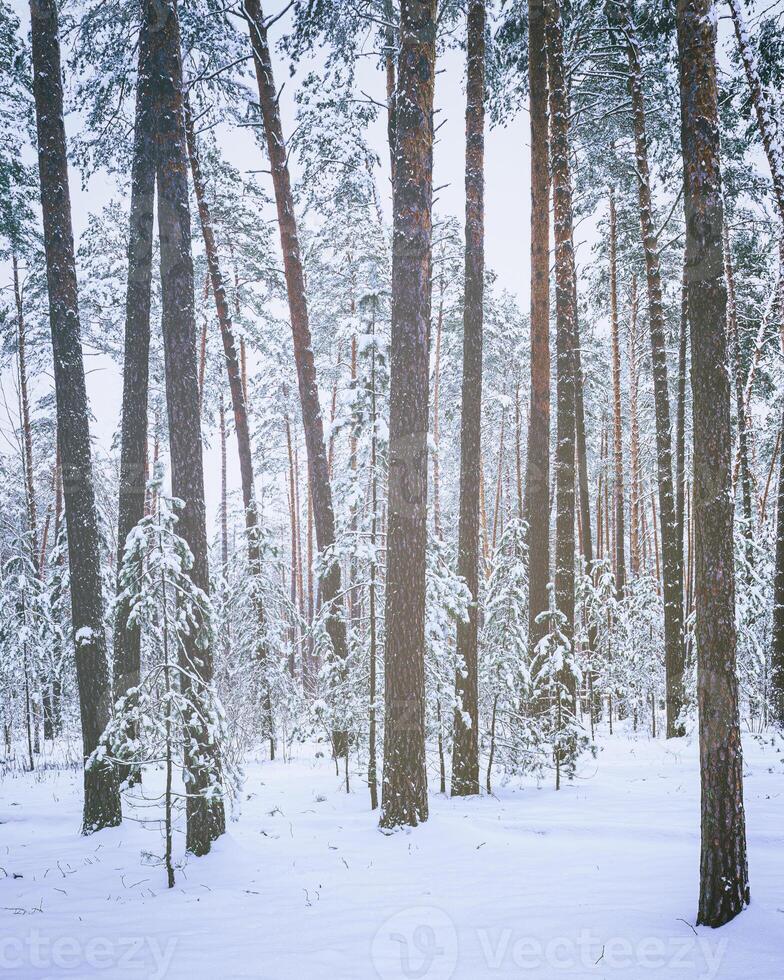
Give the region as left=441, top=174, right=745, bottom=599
left=1, top=0, right=783, bottom=941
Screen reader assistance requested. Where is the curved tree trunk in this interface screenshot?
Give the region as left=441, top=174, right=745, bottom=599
left=525, top=0, right=551, bottom=655
left=244, top=1, right=348, bottom=754
left=609, top=0, right=684, bottom=736
left=452, top=0, right=485, bottom=798
left=379, top=0, right=436, bottom=830
left=677, top=0, right=749, bottom=929
left=29, top=0, right=121, bottom=833
left=147, top=0, right=225, bottom=855
left=183, top=92, right=275, bottom=750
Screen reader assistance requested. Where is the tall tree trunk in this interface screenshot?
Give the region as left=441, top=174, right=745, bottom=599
left=148, top=0, right=225, bottom=855
left=368, top=307, right=380, bottom=809
left=545, top=0, right=577, bottom=680
left=525, top=0, right=551, bottom=654
left=452, top=0, right=485, bottom=798
left=13, top=254, right=40, bottom=573
left=675, top=267, right=688, bottom=596
left=29, top=0, right=121, bottom=833
left=677, top=0, right=749, bottom=928
left=723, top=223, right=754, bottom=547
left=628, top=276, right=642, bottom=578
left=379, top=0, right=436, bottom=830
left=773, top=403, right=784, bottom=724
left=244, top=2, right=348, bottom=753
left=182, top=93, right=274, bottom=743
left=431, top=276, right=444, bottom=538
left=610, top=0, right=684, bottom=736
left=609, top=192, right=626, bottom=596
left=114, top=17, right=155, bottom=747
left=573, top=293, right=594, bottom=577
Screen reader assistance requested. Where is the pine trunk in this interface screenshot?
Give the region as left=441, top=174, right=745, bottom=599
left=114, top=17, right=155, bottom=735
left=545, top=0, right=577, bottom=678
left=29, top=0, right=121, bottom=832
left=379, top=0, right=436, bottom=830
left=245, top=2, right=348, bottom=753
left=452, top=0, right=485, bottom=798
left=773, top=402, right=784, bottom=723
left=611, top=0, right=684, bottom=736
left=183, top=93, right=274, bottom=740
left=629, top=277, right=642, bottom=578
left=525, top=0, right=551, bottom=654
left=723, top=223, right=754, bottom=547
left=677, top=0, right=749, bottom=928
left=148, top=0, right=225, bottom=855
left=609, top=192, right=626, bottom=596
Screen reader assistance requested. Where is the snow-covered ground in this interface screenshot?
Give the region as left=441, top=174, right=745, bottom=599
left=1, top=731, right=783, bottom=979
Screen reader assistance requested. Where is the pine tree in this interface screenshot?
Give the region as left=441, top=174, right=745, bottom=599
left=243, top=1, right=349, bottom=756
left=452, top=0, right=485, bottom=799
left=146, top=0, right=225, bottom=855
left=545, top=0, right=577, bottom=689
left=676, top=0, right=749, bottom=928
left=525, top=0, right=551, bottom=655
left=379, top=0, right=437, bottom=830
left=114, top=9, right=155, bottom=777
left=28, top=0, right=121, bottom=833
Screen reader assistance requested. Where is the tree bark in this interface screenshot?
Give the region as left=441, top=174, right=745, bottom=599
left=13, top=254, right=40, bottom=575
left=379, top=0, right=436, bottom=830
left=675, top=267, right=688, bottom=595
left=609, top=0, right=684, bottom=736
left=677, top=0, right=749, bottom=928
left=244, top=1, right=348, bottom=753
left=147, top=0, right=225, bottom=855
left=773, top=402, right=784, bottom=724
left=29, top=0, right=121, bottom=832
left=545, top=0, right=576, bottom=680
left=182, top=93, right=274, bottom=741
left=723, top=223, right=754, bottom=548
left=114, top=15, right=155, bottom=739
left=628, top=276, right=642, bottom=578
left=609, top=191, right=626, bottom=597
left=452, top=0, right=485, bottom=798
left=525, top=0, right=551, bottom=654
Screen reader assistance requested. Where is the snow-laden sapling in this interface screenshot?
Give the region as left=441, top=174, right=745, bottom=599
left=90, top=471, right=239, bottom=886
left=534, top=584, right=592, bottom=790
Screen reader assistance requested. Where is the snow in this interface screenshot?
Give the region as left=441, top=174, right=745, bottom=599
left=1, top=732, right=783, bottom=979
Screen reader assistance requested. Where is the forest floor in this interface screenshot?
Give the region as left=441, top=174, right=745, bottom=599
left=1, top=727, right=783, bottom=979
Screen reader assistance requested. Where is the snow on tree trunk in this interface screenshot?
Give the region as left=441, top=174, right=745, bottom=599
left=452, top=0, right=485, bottom=798
left=677, top=0, right=749, bottom=929
left=379, top=0, right=437, bottom=830
left=29, top=0, right=121, bottom=833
